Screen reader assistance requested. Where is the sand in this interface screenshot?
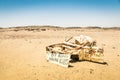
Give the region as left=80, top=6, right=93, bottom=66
left=0, top=27, right=120, bottom=80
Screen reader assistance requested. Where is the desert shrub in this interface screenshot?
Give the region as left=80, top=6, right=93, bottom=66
left=41, top=29, right=46, bottom=31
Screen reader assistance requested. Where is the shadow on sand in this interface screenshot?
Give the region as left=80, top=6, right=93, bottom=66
left=70, top=60, right=108, bottom=66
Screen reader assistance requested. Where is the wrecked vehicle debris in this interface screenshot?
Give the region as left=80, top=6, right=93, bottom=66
left=46, top=35, right=105, bottom=67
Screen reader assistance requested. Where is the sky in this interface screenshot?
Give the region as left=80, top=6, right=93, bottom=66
left=0, top=0, right=120, bottom=27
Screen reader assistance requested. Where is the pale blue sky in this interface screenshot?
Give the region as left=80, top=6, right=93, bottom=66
left=0, top=0, right=120, bottom=27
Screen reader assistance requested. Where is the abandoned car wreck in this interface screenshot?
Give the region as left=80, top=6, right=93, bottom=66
left=46, top=35, right=105, bottom=67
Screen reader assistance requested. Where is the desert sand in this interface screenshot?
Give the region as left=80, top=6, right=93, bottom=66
left=0, top=26, right=120, bottom=80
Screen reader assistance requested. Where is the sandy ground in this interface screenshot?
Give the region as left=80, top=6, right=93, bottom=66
left=0, top=28, right=120, bottom=80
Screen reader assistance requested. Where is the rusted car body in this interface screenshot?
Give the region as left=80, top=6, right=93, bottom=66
left=46, top=35, right=105, bottom=67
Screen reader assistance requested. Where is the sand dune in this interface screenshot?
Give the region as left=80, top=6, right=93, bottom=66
left=0, top=26, right=120, bottom=80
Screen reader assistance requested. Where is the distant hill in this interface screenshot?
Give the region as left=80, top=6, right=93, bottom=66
left=0, top=25, right=120, bottom=32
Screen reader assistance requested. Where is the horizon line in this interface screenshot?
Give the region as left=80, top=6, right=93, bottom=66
left=0, top=25, right=120, bottom=28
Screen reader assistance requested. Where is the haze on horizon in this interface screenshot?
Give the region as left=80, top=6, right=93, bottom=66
left=0, top=0, right=120, bottom=28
